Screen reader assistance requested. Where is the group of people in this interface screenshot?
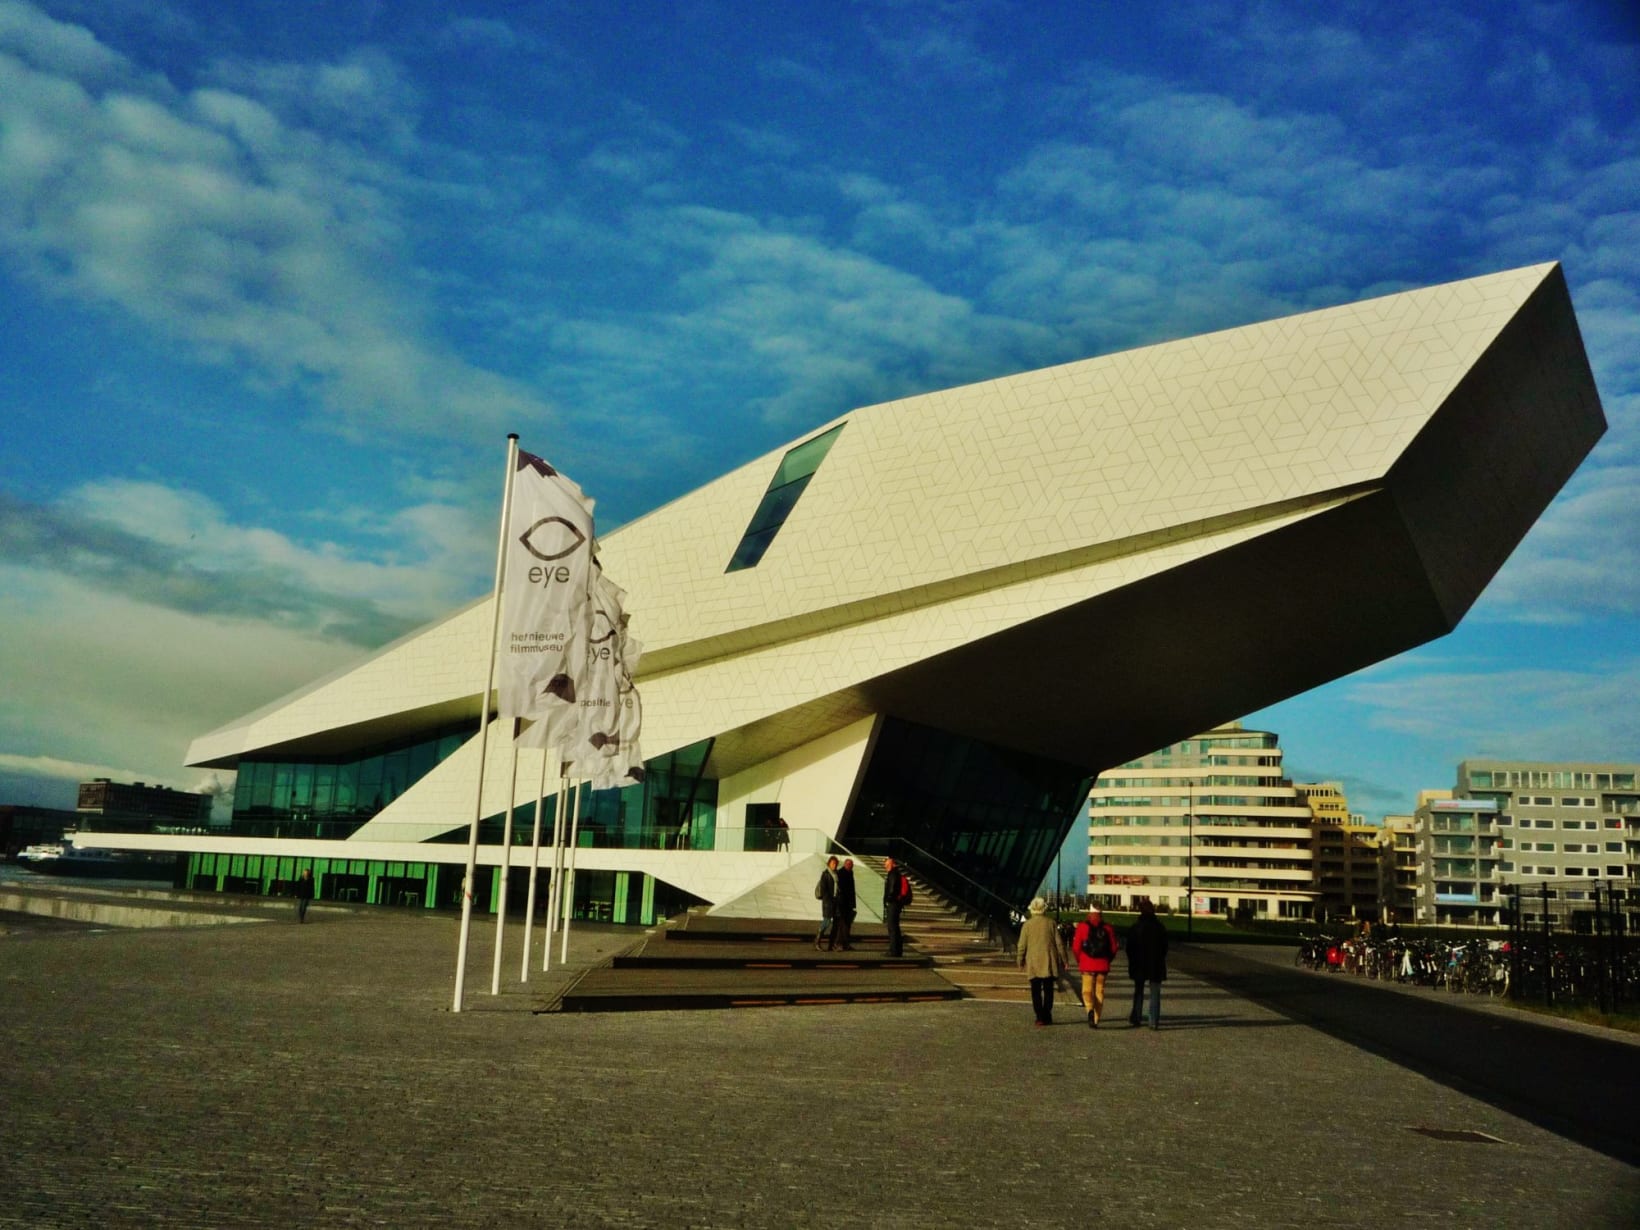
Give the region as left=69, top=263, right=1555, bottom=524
left=1015, top=897, right=1169, bottom=1029
left=815, top=855, right=913, bottom=956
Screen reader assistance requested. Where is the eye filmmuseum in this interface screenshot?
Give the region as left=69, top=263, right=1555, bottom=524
left=90, top=263, right=1605, bottom=926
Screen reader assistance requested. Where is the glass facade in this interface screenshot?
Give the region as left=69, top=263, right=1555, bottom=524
left=185, top=851, right=705, bottom=926
left=231, top=722, right=474, bottom=838
left=430, top=738, right=719, bottom=852
left=726, top=424, right=844, bottom=572
left=843, top=718, right=1091, bottom=908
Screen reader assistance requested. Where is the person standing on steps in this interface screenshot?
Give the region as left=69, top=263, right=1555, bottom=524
left=834, top=858, right=857, bottom=951
left=882, top=857, right=912, bottom=957
left=1126, top=896, right=1169, bottom=1029
left=1016, top=896, right=1069, bottom=1026
left=1072, top=905, right=1119, bottom=1027
left=814, top=855, right=840, bottom=950
left=294, top=867, right=315, bottom=924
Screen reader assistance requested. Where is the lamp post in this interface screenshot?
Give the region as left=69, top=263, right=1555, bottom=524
left=1186, top=783, right=1195, bottom=939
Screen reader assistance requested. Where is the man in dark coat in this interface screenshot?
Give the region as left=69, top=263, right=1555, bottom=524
left=814, top=856, right=839, bottom=950
left=294, top=868, right=315, bottom=923
left=881, top=857, right=911, bottom=957
left=833, top=858, right=857, bottom=951
left=1126, top=897, right=1169, bottom=1029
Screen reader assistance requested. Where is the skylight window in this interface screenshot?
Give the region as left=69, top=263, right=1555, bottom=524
left=725, top=424, right=845, bottom=572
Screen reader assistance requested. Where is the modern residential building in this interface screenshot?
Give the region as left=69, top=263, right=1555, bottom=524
left=1088, top=722, right=1320, bottom=919
left=77, top=264, right=1605, bottom=924
left=1455, top=760, right=1640, bottom=924
left=1413, top=790, right=1504, bottom=926
left=1298, top=783, right=1381, bottom=920
left=1377, top=814, right=1418, bottom=923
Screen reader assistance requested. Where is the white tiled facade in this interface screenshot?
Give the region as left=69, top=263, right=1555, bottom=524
left=150, top=263, right=1605, bottom=912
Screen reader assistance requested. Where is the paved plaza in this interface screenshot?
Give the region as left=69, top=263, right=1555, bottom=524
left=2, top=904, right=1637, bottom=1228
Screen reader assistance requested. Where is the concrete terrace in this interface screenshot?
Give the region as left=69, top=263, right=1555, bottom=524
left=1, top=901, right=1637, bottom=1228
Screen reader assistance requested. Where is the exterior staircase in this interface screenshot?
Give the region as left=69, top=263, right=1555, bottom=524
left=858, top=855, right=1037, bottom=1002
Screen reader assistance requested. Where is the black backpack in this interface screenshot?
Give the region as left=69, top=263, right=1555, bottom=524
left=1081, top=922, right=1113, bottom=961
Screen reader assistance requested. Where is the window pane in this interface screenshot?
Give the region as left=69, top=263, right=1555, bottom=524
left=727, top=525, right=781, bottom=572
left=772, top=424, right=844, bottom=487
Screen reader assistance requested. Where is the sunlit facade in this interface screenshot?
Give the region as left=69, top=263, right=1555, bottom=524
left=76, top=263, right=1603, bottom=924
left=1088, top=723, right=1319, bottom=919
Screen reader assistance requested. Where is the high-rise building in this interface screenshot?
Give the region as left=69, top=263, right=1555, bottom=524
left=1298, top=783, right=1381, bottom=920
left=1452, top=760, right=1640, bottom=924
left=1088, top=723, right=1319, bottom=920
left=1413, top=790, right=1504, bottom=926
left=1377, top=814, right=1418, bottom=923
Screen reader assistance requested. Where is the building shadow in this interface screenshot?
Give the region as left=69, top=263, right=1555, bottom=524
left=1174, top=945, right=1640, bottom=1167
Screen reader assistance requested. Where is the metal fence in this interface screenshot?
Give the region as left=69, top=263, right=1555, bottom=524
left=1503, top=880, right=1635, bottom=1014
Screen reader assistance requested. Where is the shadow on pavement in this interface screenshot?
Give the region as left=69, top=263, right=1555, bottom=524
left=1175, top=944, right=1640, bottom=1167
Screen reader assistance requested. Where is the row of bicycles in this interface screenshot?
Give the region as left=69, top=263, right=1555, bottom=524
left=1295, top=930, right=1639, bottom=1008
left=1295, top=933, right=1511, bottom=995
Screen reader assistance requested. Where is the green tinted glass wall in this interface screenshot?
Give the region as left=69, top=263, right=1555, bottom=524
left=843, top=718, right=1090, bottom=908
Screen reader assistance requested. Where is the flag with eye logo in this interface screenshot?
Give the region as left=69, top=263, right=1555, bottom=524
left=557, top=567, right=645, bottom=788
left=519, top=561, right=645, bottom=788
left=496, top=449, right=596, bottom=723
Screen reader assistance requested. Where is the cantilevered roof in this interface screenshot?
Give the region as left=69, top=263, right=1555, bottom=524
left=189, top=262, right=1603, bottom=794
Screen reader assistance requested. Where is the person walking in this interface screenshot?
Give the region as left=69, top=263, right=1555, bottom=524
left=1072, top=905, right=1119, bottom=1027
left=294, top=868, right=315, bottom=924
left=882, top=857, right=911, bottom=957
left=833, top=858, right=857, bottom=951
left=1016, top=897, right=1069, bottom=1026
left=1125, top=897, right=1169, bottom=1029
left=814, top=855, right=840, bottom=950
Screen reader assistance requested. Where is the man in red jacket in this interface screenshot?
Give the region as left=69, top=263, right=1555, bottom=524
left=1072, top=905, right=1120, bottom=1028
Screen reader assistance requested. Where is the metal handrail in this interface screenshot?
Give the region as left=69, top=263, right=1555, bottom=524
left=866, top=836, right=1023, bottom=953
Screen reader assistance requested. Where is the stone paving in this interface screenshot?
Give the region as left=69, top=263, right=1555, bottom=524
left=2, top=906, right=1637, bottom=1228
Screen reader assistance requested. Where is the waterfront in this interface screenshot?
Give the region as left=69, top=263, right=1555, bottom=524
left=2, top=893, right=1636, bottom=1228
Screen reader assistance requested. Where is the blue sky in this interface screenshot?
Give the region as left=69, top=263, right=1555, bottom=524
left=1, top=0, right=1636, bottom=826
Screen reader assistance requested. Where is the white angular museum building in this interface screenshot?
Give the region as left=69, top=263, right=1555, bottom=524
left=89, top=263, right=1605, bottom=928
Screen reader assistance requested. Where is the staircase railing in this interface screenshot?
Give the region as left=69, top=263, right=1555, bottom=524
left=856, top=837, right=1023, bottom=955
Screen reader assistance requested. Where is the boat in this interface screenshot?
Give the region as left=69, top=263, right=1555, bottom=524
left=15, top=838, right=179, bottom=881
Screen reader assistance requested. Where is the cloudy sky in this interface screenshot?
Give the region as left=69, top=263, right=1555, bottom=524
left=1, top=0, right=1636, bottom=826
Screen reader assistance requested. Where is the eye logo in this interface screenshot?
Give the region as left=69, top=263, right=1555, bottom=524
left=589, top=605, right=618, bottom=644
left=519, top=517, right=586, bottom=562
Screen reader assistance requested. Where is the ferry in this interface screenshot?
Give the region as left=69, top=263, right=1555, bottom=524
left=15, top=838, right=179, bottom=881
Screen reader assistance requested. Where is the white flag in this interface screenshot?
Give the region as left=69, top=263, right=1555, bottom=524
left=560, top=567, right=646, bottom=789
left=496, top=450, right=595, bottom=722
left=517, top=559, right=616, bottom=758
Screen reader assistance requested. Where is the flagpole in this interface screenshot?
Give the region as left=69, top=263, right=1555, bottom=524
left=520, top=748, right=549, bottom=982
left=560, top=778, right=584, bottom=963
left=489, top=732, right=521, bottom=995
left=451, top=433, right=519, bottom=1014
left=543, top=773, right=568, bottom=972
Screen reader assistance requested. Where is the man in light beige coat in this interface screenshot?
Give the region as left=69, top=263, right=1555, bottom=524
left=1015, top=897, right=1069, bottom=1027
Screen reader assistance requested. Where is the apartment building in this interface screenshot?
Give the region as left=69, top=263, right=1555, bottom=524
left=1088, top=723, right=1319, bottom=919
left=1413, top=790, right=1504, bottom=926
left=1298, top=783, right=1381, bottom=921
left=1377, top=814, right=1418, bottom=923
left=1407, top=760, right=1639, bottom=927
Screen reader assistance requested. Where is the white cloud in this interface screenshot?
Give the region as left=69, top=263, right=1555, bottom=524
left=2, top=479, right=487, bottom=644
left=0, top=3, right=551, bottom=438
left=0, top=0, right=122, bottom=78
left=0, top=567, right=365, bottom=794
left=1481, top=467, right=1640, bottom=620
left=1346, top=662, right=1640, bottom=762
